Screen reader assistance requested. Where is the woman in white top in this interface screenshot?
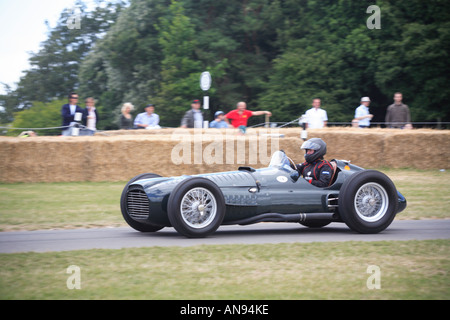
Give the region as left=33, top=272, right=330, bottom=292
left=84, top=97, right=98, bottom=133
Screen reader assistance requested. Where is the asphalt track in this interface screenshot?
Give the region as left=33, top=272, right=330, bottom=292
left=1, top=219, right=449, bottom=253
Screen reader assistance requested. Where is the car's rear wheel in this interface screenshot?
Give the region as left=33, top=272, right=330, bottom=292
left=121, top=173, right=165, bottom=232
left=167, top=177, right=225, bottom=238
left=338, top=170, right=398, bottom=234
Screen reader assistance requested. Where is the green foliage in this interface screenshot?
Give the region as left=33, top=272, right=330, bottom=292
left=2, top=0, right=449, bottom=131
left=0, top=84, right=19, bottom=124
left=1, top=0, right=126, bottom=132
left=259, top=1, right=376, bottom=122
left=373, top=0, right=450, bottom=122
left=78, top=0, right=169, bottom=128
left=152, top=1, right=204, bottom=125
left=8, top=100, right=67, bottom=136
left=15, top=1, right=126, bottom=105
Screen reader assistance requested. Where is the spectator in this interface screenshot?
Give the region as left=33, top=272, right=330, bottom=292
left=120, top=102, right=135, bottom=129
left=18, top=131, right=37, bottom=138
left=61, top=92, right=85, bottom=136
left=304, top=98, right=327, bottom=129
left=354, top=97, right=373, bottom=128
left=181, top=99, right=204, bottom=128
left=83, top=97, right=99, bottom=134
left=209, top=111, right=230, bottom=128
left=134, top=104, right=161, bottom=129
left=225, top=102, right=271, bottom=132
left=385, top=92, right=412, bottom=129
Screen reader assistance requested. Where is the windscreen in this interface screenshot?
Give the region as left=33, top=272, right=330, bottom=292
left=268, top=151, right=294, bottom=172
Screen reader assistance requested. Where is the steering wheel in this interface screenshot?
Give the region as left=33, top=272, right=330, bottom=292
left=279, top=150, right=298, bottom=172
left=286, top=155, right=297, bottom=171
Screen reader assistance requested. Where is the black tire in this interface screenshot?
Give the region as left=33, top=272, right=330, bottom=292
left=121, top=173, right=165, bottom=232
left=167, top=177, right=226, bottom=238
left=300, top=221, right=331, bottom=229
left=338, top=170, right=398, bottom=234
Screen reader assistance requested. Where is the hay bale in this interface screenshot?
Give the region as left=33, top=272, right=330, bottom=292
left=383, top=130, right=450, bottom=169
left=1, top=128, right=449, bottom=183
left=0, top=136, right=87, bottom=182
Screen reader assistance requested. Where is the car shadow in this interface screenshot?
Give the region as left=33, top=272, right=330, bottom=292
left=131, top=222, right=357, bottom=240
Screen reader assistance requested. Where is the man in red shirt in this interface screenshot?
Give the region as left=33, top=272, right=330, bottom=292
left=225, top=102, right=272, bottom=130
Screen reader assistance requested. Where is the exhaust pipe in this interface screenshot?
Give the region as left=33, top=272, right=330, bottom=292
left=223, top=212, right=340, bottom=226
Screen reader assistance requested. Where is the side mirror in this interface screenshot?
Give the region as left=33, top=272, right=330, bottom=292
left=290, top=171, right=299, bottom=182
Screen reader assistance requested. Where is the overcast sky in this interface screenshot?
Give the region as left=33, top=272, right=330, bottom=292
left=0, top=0, right=81, bottom=94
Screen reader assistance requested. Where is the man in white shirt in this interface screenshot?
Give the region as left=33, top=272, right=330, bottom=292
left=134, top=104, right=161, bottom=129
left=305, top=98, right=328, bottom=129
left=354, top=97, right=373, bottom=128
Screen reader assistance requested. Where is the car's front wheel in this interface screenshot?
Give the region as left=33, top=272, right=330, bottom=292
left=167, top=177, right=225, bottom=238
left=338, top=170, right=398, bottom=234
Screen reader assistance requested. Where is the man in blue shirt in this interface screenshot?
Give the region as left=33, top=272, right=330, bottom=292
left=209, top=111, right=230, bottom=128
left=134, top=104, right=160, bottom=129
left=354, top=97, right=373, bottom=128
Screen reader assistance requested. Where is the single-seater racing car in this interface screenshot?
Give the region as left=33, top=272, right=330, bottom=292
left=120, top=150, right=406, bottom=238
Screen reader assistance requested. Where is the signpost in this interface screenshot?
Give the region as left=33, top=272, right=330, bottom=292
left=200, top=71, right=211, bottom=92
left=200, top=71, right=211, bottom=128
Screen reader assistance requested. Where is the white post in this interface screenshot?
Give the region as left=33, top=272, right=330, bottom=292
left=71, top=112, right=83, bottom=136
left=200, top=72, right=211, bottom=128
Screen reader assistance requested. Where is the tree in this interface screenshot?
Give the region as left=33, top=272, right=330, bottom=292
left=0, top=84, right=19, bottom=124
left=6, top=0, right=449, bottom=132
left=78, top=0, right=169, bottom=129
left=3, top=1, right=126, bottom=119
left=258, top=1, right=376, bottom=123
left=373, top=0, right=450, bottom=123
left=153, top=0, right=228, bottom=126
left=7, top=99, right=67, bottom=136
left=259, top=0, right=450, bottom=124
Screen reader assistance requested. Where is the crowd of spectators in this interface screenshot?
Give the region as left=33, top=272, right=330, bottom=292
left=59, top=91, right=413, bottom=136
left=351, top=92, right=411, bottom=129
left=61, top=92, right=98, bottom=136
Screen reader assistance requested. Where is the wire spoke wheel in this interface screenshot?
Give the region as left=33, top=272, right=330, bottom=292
left=354, top=182, right=388, bottom=222
left=168, top=177, right=225, bottom=238
left=180, top=187, right=217, bottom=229
left=338, top=170, right=398, bottom=234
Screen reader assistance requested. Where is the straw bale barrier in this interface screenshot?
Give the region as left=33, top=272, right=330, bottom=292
left=0, top=128, right=449, bottom=183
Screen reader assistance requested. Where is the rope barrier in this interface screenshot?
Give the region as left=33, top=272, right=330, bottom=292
left=0, top=125, right=70, bottom=131
left=253, top=121, right=450, bottom=127
left=0, top=121, right=448, bottom=133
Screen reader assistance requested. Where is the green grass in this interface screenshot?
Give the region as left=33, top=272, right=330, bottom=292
left=0, top=240, right=448, bottom=300
left=0, top=169, right=448, bottom=300
left=379, top=168, right=450, bottom=220
left=0, top=182, right=125, bottom=231
left=0, top=169, right=448, bottom=231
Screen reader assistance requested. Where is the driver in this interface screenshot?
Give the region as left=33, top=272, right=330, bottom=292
left=296, top=138, right=334, bottom=187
